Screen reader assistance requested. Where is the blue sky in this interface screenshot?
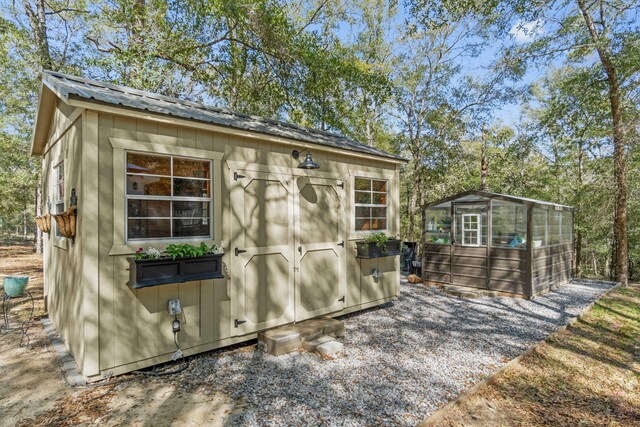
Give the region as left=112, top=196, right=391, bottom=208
left=325, top=1, right=552, bottom=129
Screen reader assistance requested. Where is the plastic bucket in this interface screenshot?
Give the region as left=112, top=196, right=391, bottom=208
left=3, top=276, right=29, bottom=297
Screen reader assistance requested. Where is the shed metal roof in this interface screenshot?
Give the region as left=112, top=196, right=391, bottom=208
left=424, top=190, right=574, bottom=210
left=38, top=71, right=406, bottom=162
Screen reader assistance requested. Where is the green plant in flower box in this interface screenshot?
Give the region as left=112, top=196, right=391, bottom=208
left=363, top=232, right=390, bottom=251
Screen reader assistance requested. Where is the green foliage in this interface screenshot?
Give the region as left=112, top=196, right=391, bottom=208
left=135, top=242, right=224, bottom=260
left=363, top=232, right=390, bottom=249
left=1, top=0, right=638, bottom=282
left=164, top=242, right=212, bottom=260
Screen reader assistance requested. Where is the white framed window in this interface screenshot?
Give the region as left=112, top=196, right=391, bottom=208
left=53, top=161, right=65, bottom=238
left=125, top=151, right=212, bottom=240
left=461, top=214, right=481, bottom=246
left=354, top=177, right=387, bottom=231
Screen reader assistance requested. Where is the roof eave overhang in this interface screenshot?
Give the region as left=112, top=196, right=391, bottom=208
left=423, top=190, right=573, bottom=211
left=65, top=95, right=408, bottom=165
left=31, top=76, right=74, bottom=156
left=30, top=82, right=59, bottom=156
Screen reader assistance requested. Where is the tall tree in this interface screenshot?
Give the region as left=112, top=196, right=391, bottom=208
left=1, top=1, right=85, bottom=248
left=392, top=20, right=509, bottom=242
left=410, top=0, right=639, bottom=284
left=526, top=66, right=615, bottom=278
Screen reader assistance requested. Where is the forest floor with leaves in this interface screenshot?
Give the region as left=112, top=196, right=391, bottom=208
left=1, top=241, right=638, bottom=426
left=0, top=242, right=232, bottom=427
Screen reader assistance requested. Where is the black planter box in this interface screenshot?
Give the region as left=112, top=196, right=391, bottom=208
left=127, top=253, right=224, bottom=289
left=355, top=239, right=402, bottom=259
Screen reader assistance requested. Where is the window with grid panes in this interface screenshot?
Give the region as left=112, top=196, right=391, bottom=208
left=354, top=177, right=387, bottom=231
left=54, top=162, right=65, bottom=237
left=126, top=152, right=212, bottom=240
left=461, top=214, right=481, bottom=246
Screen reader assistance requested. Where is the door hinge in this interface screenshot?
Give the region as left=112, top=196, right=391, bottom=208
left=234, top=172, right=246, bottom=181
left=235, top=247, right=247, bottom=256
left=337, top=241, right=344, bottom=247
left=337, top=182, right=344, bottom=189
left=234, top=319, right=247, bottom=328
left=338, top=296, right=345, bottom=302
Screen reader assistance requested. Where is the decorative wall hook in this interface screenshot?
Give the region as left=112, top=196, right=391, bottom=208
left=70, top=188, right=78, bottom=206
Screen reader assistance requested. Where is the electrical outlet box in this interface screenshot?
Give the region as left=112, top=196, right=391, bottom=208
left=172, top=319, right=181, bottom=333
left=168, top=299, right=182, bottom=316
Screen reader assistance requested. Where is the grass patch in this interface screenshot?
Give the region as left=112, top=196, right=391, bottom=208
left=434, top=285, right=640, bottom=426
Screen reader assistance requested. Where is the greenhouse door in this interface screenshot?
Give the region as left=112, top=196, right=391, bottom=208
left=294, top=176, right=346, bottom=321
left=452, top=204, right=488, bottom=289
left=230, top=170, right=295, bottom=335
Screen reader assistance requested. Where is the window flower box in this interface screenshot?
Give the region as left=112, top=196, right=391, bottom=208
left=127, top=253, right=224, bottom=289
left=355, top=238, right=402, bottom=259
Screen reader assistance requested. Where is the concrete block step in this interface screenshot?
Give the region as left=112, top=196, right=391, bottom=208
left=443, top=286, right=481, bottom=299
left=319, top=317, right=346, bottom=338
left=317, top=340, right=344, bottom=356
left=302, top=335, right=334, bottom=352
left=257, top=327, right=302, bottom=356
left=258, top=317, right=346, bottom=356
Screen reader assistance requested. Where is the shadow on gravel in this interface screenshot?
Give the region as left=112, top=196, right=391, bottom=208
left=181, top=278, right=616, bottom=426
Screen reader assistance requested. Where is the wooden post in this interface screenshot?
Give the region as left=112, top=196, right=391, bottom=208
left=525, top=204, right=534, bottom=298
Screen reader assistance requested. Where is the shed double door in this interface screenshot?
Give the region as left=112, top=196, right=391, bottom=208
left=231, top=169, right=345, bottom=335
left=294, top=176, right=346, bottom=322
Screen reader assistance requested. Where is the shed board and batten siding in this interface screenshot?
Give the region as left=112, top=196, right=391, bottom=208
left=41, top=100, right=87, bottom=371
left=38, top=97, right=402, bottom=379
left=96, top=112, right=400, bottom=378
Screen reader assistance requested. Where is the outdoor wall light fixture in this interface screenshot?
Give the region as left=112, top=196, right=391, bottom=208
left=292, top=149, right=320, bottom=170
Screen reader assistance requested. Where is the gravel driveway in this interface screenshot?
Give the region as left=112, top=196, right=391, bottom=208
left=179, top=279, right=615, bottom=426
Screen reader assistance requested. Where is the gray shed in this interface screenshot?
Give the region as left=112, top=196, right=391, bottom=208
left=422, top=191, right=574, bottom=298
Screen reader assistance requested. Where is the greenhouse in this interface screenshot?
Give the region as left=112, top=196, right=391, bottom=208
left=422, top=191, right=573, bottom=298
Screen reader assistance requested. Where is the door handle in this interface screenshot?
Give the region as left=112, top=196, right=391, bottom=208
left=298, top=246, right=302, bottom=255
left=337, top=241, right=344, bottom=247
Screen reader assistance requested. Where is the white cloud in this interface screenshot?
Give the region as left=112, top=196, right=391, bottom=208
left=509, top=20, right=544, bottom=43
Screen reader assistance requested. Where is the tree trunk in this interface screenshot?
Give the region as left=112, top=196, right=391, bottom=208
left=407, top=181, right=418, bottom=243
left=575, top=230, right=582, bottom=277
left=131, top=0, right=146, bottom=86
left=480, top=123, right=487, bottom=191
left=577, top=0, right=628, bottom=286
left=407, top=162, right=422, bottom=243
left=23, top=0, right=53, bottom=251
left=22, top=0, right=54, bottom=69
left=23, top=208, right=28, bottom=241
left=575, top=142, right=583, bottom=277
